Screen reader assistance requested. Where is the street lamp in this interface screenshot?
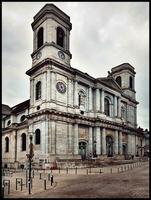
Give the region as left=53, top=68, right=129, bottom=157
left=26, top=132, right=34, bottom=195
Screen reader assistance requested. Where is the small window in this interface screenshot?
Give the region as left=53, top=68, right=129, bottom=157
left=20, top=115, right=26, bottom=122
left=104, top=98, right=110, bottom=116
left=116, top=76, right=121, bottom=87
left=7, top=120, right=11, bottom=126
left=5, top=137, right=9, bottom=152
left=21, top=133, right=26, bottom=151
left=37, top=27, right=44, bottom=49
left=35, top=129, right=40, bottom=145
left=36, top=81, right=41, bottom=100
left=56, top=27, right=64, bottom=48
left=129, top=76, right=133, bottom=89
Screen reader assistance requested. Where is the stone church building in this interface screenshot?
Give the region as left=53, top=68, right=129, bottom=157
left=2, top=4, right=149, bottom=168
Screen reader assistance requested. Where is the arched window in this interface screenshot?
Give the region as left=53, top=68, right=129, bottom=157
left=7, top=120, right=11, bottom=126
left=5, top=137, right=9, bottom=152
left=129, top=76, right=133, bottom=89
left=56, top=27, right=64, bottom=48
left=35, top=129, right=40, bottom=145
left=104, top=98, right=110, bottom=116
left=21, top=133, right=26, bottom=151
left=37, top=27, right=44, bottom=49
left=116, top=76, right=121, bottom=87
left=36, top=81, right=41, bottom=100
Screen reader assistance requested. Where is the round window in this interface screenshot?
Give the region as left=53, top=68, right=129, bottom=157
left=20, top=115, right=26, bottom=122
left=7, top=120, right=11, bottom=126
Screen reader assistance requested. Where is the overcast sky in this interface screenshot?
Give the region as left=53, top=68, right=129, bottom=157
left=2, top=2, right=149, bottom=130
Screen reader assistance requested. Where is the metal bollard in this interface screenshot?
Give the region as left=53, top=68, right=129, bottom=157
left=59, top=167, right=60, bottom=174
left=26, top=170, right=28, bottom=188
left=100, top=169, right=102, bottom=174
left=121, top=167, right=123, bottom=172
left=117, top=168, right=119, bottom=173
left=75, top=167, right=77, bottom=174
left=48, top=173, right=51, bottom=181
left=51, top=175, right=53, bottom=186
left=110, top=168, right=112, bottom=174
left=32, top=170, right=34, bottom=178
left=44, top=179, right=46, bottom=190
left=89, top=167, right=91, bottom=174
left=66, top=167, right=68, bottom=174
left=2, top=185, right=4, bottom=198
left=86, top=169, right=88, bottom=175
left=40, top=173, right=42, bottom=179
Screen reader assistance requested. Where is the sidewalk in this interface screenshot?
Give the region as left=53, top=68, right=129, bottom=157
left=3, top=161, right=148, bottom=198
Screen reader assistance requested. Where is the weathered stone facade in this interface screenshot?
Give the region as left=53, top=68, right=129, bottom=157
left=2, top=4, right=149, bottom=168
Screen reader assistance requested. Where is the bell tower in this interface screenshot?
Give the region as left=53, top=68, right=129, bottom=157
left=110, top=63, right=136, bottom=100
left=31, top=4, right=72, bottom=67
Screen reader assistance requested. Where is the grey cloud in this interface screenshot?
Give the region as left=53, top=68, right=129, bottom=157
left=2, top=2, right=149, bottom=129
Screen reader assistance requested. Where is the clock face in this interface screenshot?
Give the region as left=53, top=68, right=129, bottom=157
left=58, top=51, right=65, bottom=60
left=56, top=81, right=66, bottom=93
left=36, top=52, right=42, bottom=60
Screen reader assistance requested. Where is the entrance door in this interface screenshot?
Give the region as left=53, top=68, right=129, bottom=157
left=79, top=141, right=87, bottom=160
left=106, top=136, right=113, bottom=157
left=123, top=144, right=127, bottom=159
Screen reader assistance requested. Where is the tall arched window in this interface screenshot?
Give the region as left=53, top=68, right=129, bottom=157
left=129, top=76, right=133, bottom=89
left=37, top=27, right=44, bottom=49
left=116, top=76, right=121, bottom=87
left=104, top=98, right=110, bottom=116
left=56, top=27, right=64, bottom=48
left=35, top=129, right=40, bottom=145
left=5, top=137, right=9, bottom=152
left=21, top=133, right=26, bottom=151
left=36, top=81, right=41, bottom=100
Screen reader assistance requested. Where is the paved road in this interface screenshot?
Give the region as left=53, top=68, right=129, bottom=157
left=4, top=161, right=149, bottom=198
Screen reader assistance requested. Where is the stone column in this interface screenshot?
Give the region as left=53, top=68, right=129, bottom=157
left=96, top=127, right=101, bottom=155
left=119, top=131, right=123, bottom=155
left=114, top=95, right=117, bottom=117
left=117, top=97, right=121, bottom=117
left=102, top=128, right=106, bottom=155
left=30, top=79, right=34, bottom=106
left=127, top=134, right=132, bottom=154
left=135, top=135, right=138, bottom=155
left=88, top=87, right=93, bottom=111
left=114, top=130, right=118, bottom=154
left=47, top=70, right=50, bottom=101
left=68, top=124, right=73, bottom=153
left=74, top=124, right=79, bottom=154
left=41, top=122, right=45, bottom=153
left=45, top=121, right=49, bottom=154
left=51, top=121, right=56, bottom=154
left=50, top=71, right=56, bottom=101
left=96, top=88, right=100, bottom=112
left=42, top=72, right=47, bottom=101
left=101, top=89, right=104, bottom=113
left=74, top=81, right=78, bottom=107
left=89, top=127, right=93, bottom=154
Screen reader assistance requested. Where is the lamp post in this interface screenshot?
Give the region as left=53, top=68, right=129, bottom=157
left=27, top=133, right=34, bottom=195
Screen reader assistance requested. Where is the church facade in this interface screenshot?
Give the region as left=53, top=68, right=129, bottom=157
left=2, top=4, right=149, bottom=168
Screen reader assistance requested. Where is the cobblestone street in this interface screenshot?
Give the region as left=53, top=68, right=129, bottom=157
left=3, top=161, right=149, bottom=198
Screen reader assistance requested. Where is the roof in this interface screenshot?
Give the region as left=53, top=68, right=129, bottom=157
left=110, top=63, right=136, bottom=75
left=2, top=104, right=11, bottom=115
left=11, top=99, right=30, bottom=114
left=97, top=76, right=122, bottom=93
